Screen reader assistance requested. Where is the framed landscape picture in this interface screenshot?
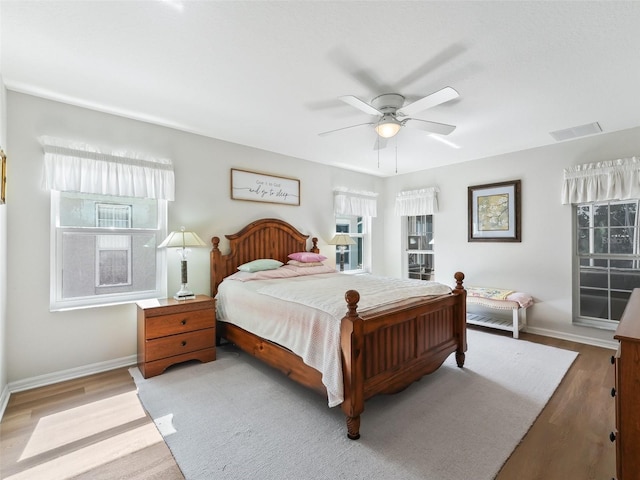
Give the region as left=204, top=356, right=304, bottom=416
left=468, top=179, right=521, bottom=242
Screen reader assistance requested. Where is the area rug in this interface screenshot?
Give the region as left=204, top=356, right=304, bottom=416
left=131, top=329, right=578, bottom=480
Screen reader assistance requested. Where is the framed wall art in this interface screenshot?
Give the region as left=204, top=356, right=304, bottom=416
left=0, top=148, right=5, bottom=204
left=230, top=168, right=300, bottom=206
left=468, top=179, right=521, bottom=242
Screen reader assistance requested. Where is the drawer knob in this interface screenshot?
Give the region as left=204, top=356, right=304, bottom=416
left=181, top=341, right=187, bottom=347
left=181, top=319, right=187, bottom=325
left=611, top=387, right=616, bottom=397
left=609, top=432, right=616, bottom=442
left=611, top=355, right=615, bottom=365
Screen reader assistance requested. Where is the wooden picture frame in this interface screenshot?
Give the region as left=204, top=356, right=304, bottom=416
left=0, top=149, right=5, bottom=204
left=468, top=179, right=521, bottom=242
left=230, top=168, right=300, bottom=206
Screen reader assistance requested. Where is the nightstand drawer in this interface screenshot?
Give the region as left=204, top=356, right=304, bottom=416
left=145, top=328, right=215, bottom=362
left=145, top=309, right=215, bottom=339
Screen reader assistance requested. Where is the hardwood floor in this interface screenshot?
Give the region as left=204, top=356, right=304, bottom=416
left=0, top=368, right=184, bottom=480
left=495, top=330, right=616, bottom=480
left=0, top=329, right=616, bottom=480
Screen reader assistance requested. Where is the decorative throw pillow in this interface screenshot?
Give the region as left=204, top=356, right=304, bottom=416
left=288, top=252, right=328, bottom=263
left=237, top=259, right=283, bottom=272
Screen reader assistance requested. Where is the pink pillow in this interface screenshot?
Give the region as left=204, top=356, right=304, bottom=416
left=288, top=252, right=327, bottom=263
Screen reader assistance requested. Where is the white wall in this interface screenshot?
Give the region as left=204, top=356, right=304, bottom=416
left=5, top=91, right=383, bottom=385
left=383, top=126, right=640, bottom=346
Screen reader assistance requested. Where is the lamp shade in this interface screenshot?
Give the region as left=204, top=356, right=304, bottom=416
left=158, top=227, right=207, bottom=249
left=328, top=234, right=356, bottom=246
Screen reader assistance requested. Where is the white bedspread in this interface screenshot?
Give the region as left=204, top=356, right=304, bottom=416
left=216, top=273, right=451, bottom=407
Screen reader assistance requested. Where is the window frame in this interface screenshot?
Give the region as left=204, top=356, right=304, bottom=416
left=573, top=199, right=640, bottom=329
left=50, top=191, right=167, bottom=311
left=334, top=215, right=370, bottom=274
left=403, top=214, right=435, bottom=281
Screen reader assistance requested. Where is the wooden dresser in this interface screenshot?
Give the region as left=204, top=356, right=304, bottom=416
left=137, top=295, right=216, bottom=378
left=611, top=288, right=640, bottom=479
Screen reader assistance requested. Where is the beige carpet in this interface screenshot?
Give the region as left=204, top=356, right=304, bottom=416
left=131, top=329, right=578, bottom=480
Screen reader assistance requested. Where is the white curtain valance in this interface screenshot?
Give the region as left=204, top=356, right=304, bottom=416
left=395, top=187, right=439, bottom=216
left=40, top=136, right=175, bottom=200
left=562, top=156, right=640, bottom=204
left=334, top=187, right=378, bottom=217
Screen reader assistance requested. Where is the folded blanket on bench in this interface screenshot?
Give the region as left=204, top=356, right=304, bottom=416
left=467, top=286, right=533, bottom=309
left=467, top=287, right=514, bottom=300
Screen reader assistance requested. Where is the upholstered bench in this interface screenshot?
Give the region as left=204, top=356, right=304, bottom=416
left=465, top=287, right=533, bottom=339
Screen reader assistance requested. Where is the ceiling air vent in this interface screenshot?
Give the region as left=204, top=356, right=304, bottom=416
left=550, top=122, right=602, bottom=142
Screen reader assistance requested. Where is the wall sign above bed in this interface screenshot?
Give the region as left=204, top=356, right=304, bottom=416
left=231, top=168, right=300, bottom=206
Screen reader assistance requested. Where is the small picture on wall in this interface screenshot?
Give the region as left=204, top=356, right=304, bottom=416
left=0, top=149, right=5, bottom=204
left=468, top=179, right=521, bottom=242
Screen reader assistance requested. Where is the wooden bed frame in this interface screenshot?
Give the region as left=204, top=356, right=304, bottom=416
left=210, top=218, right=467, bottom=439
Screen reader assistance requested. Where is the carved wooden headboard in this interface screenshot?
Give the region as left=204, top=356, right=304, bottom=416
left=210, top=218, right=319, bottom=296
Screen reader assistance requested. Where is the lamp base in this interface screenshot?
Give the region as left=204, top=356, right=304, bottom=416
left=174, top=284, right=195, bottom=301
left=174, top=294, right=196, bottom=301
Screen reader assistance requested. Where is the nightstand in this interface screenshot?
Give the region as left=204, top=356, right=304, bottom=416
left=137, top=294, right=216, bottom=378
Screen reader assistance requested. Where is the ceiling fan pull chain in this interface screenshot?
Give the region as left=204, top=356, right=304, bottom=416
left=395, top=144, right=398, bottom=174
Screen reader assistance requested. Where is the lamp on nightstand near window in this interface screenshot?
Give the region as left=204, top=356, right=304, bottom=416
left=159, top=226, right=207, bottom=300
left=328, top=234, right=356, bottom=272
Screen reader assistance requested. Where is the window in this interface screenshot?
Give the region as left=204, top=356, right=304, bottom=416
left=51, top=191, right=167, bottom=310
left=40, top=136, right=174, bottom=311
left=574, top=200, right=640, bottom=328
left=335, top=215, right=369, bottom=272
left=405, top=215, right=434, bottom=281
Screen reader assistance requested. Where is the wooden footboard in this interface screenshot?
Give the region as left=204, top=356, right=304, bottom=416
left=340, top=272, right=466, bottom=439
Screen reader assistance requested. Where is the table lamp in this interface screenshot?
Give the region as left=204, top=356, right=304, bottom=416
left=158, top=226, right=207, bottom=300
left=328, top=234, right=356, bottom=272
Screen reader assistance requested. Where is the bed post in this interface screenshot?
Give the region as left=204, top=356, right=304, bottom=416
left=340, top=289, right=364, bottom=440
left=452, top=271, right=467, bottom=368
left=210, top=236, right=223, bottom=297
left=310, top=237, right=319, bottom=254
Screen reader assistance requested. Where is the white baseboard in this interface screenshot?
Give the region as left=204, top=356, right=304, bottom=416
left=0, top=383, right=10, bottom=422
left=524, top=326, right=618, bottom=350
left=0, top=354, right=137, bottom=421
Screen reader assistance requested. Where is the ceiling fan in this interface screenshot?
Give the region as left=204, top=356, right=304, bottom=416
left=319, top=86, right=459, bottom=146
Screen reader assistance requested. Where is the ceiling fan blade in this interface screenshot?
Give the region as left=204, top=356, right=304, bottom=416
left=318, top=122, right=374, bottom=136
left=338, top=95, right=382, bottom=116
left=397, top=87, right=459, bottom=116
left=404, top=118, right=456, bottom=135
left=373, top=136, right=388, bottom=151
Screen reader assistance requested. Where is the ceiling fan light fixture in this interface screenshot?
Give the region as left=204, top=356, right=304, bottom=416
left=375, top=115, right=401, bottom=138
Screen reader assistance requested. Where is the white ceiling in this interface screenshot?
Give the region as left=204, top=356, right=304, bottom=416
left=2, top=1, right=640, bottom=177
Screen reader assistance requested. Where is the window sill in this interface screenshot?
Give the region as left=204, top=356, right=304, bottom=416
left=573, top=317, right=617, bottom=331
